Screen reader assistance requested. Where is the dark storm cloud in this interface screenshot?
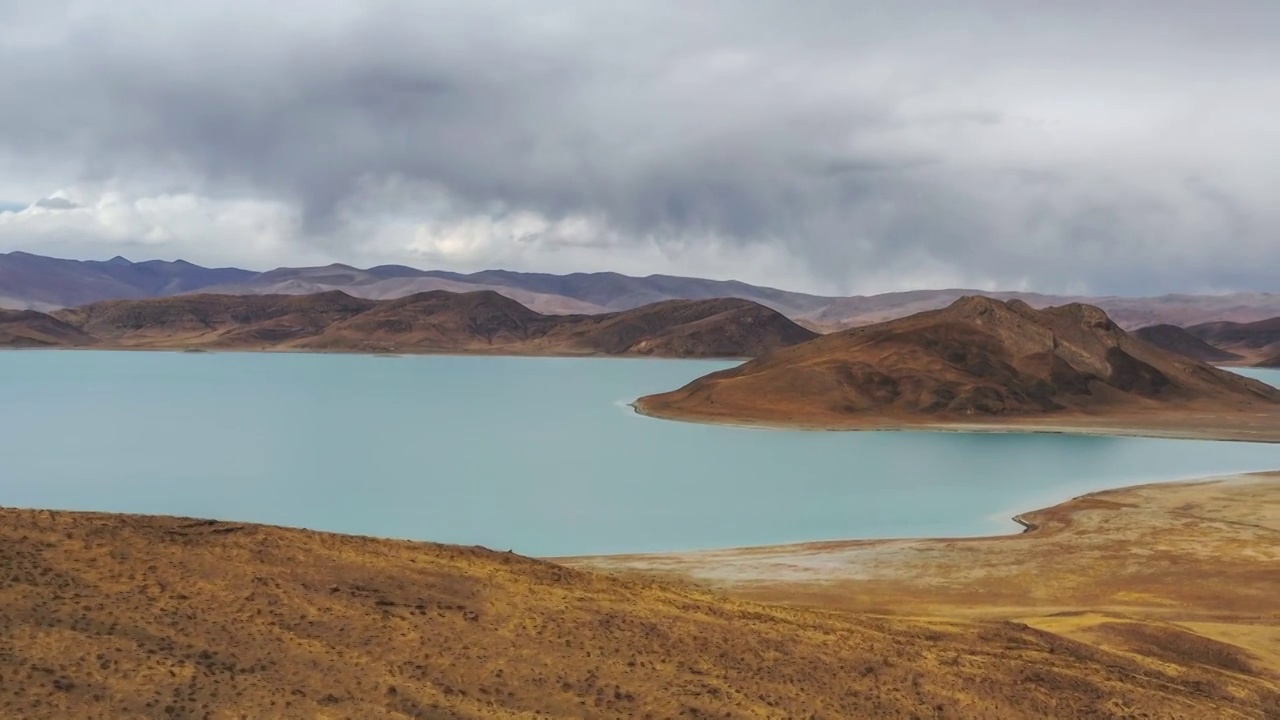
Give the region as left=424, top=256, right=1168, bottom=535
left=0, top=0, right=1277, bottom=293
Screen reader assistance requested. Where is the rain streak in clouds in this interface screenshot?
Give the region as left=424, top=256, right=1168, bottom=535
left=0, top=0, right=1277, bottom=295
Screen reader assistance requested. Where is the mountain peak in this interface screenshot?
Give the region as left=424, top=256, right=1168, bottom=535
left=637, top=294, right=1280, bottom=423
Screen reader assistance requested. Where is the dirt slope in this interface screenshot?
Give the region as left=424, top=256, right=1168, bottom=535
left=0, top=308, right=96, bottom=347
left=1133, top=323, right=1244, bottom=363
left=53, top=291, right=380, bottom=347
left=2, top=507, right=1275, bottom=719
left=40, top=291, right=816, bottom=358
left=1187, top=317, right=1280, bottom=363
left=637, top=296, right=1280, bottom=426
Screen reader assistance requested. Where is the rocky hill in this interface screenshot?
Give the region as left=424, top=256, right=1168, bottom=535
left=1132, top=323, right=1244, bottom=363
left=1187, top=317, right=1280, bottom=365
left=0, top=308, right=95, bottom=347
left=36, top=291, right=817, bottom=358
left=636, top=296, right=1280, bottom=427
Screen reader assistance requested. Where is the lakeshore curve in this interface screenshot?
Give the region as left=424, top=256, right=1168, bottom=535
left=566, top=472, right=1280, bottom=679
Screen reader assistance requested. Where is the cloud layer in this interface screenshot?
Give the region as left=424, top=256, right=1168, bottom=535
left=1, top=1, right=1277, bottom=294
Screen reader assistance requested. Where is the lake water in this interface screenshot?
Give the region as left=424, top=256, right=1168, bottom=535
left=2, top=350, right=1278, bottom=556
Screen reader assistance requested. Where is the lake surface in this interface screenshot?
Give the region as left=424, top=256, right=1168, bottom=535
left=2, top=350, right=1278, bottom=556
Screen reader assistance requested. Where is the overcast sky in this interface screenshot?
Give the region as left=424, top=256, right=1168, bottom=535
left=1, top=1, right=1277, bottom=295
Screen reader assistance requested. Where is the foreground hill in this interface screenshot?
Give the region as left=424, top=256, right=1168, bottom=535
left=1187, top=317, right=1280, bottom=365
left=637, top=296, right=1280, bottom=430
left=0, top=309, right=95, bottom=347
left=1133, top=323, right=1245, bottom=363
left=2, top=507, right=1273, bottom=718
left=43, top=291, right=816, bottom=357
left=573, top=474, right=1280, bottom=718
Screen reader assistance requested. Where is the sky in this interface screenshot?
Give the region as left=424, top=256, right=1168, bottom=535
left=0, top=1, right=1277, bottom=296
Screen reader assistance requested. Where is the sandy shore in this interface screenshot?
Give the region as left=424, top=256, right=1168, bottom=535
left=567, top=471, right=1280, bottom=675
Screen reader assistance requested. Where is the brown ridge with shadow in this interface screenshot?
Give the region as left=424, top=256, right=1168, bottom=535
left=0, top=308, right=96, bottom=347
left=1133, top=323, right=1244, bottom=363
left=30, top=290, right=816, bottom=358
left=1187, top=316, right=1280, bottom=364
left=635, top=296, right=1280, bottom=438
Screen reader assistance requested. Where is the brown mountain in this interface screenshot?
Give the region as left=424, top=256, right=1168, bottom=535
left=0, top=308, right=95, bottom=347
left=42, top=291, right=816, bottom=358
left=636, top=296, right=1280, bottom=430
left=1132, top=323, right=1244, bottom=363
left=1259, top=353, right=1280, bottom=368
left=1186, top=317, right=1280, bottom=364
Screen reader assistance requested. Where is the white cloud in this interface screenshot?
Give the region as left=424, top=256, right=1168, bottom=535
left=0, top=185, right=312, bottom=267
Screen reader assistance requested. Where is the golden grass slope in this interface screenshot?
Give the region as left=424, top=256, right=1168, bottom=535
left=3, top=502, right=1277, bottom=719
left=571, top=473, right=1280, bottom=717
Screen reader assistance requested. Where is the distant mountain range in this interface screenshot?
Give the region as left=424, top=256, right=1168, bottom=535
left=3, top=250, right=1279, bottom=332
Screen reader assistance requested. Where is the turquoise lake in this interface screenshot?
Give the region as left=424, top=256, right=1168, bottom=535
left=2, top=350, right=1278, bottom=556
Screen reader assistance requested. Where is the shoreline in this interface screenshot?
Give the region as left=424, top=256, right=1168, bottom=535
left=557, top=471, right=1276, bottom=562
left=629, top=397, right=1280, bottom=443
left=0, top=344, right=752, bottom=362
left=5, top=342, right=1275, bottom=369
left=565, top=471, right=1280, bottom=667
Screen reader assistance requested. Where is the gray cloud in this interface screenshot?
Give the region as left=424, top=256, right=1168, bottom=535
left=32, top=197, right=79, bottom=210
left=0, top=0, right=1277, bottom=294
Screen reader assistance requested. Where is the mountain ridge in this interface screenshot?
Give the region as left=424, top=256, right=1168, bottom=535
left=37, top=290, right=817, bottom=358
left=3, top=250, right=1278, bottom=332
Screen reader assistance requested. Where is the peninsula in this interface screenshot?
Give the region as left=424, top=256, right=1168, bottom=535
left=635, top=296, right=1280, bottom=441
